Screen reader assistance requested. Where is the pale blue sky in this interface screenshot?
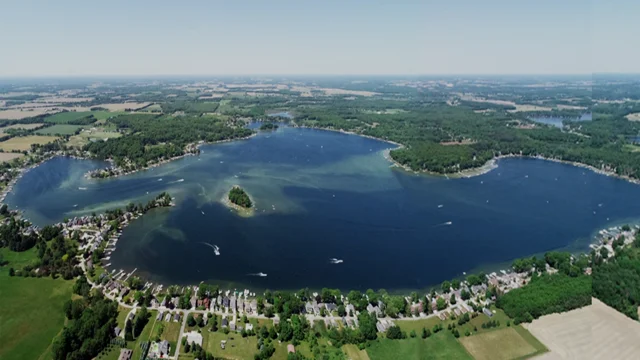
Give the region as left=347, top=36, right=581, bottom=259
left=0, top=0, right=634, bottom=76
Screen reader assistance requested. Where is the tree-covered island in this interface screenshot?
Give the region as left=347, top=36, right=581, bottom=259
left=259, top=122, right=279, bottom=131
left=228, top=186, right=252, bottom=208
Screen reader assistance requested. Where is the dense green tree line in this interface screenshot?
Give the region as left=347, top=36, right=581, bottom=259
left=593, top=238, right=640, bottom=320
left=496, top=274, right=592, bottom=323
left=52, top=293, right=118, bottom=360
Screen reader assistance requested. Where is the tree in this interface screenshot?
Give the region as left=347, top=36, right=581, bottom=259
left=410, top=330, right=417, bottom=338
left=278, top=320, right=293, bottom=341
left=187, top=313, right=196, bottom=327
left=422, top=327, right=431, bottom=338
left=133, top=306, right=150, bottom=337
left=8, top=267, right=15, bottom=276
left=196, top=314, right=204, bottom=327
left=125, top=319, right=134, bottom=341
left=451, top=279, right=460, bottom=290
left=337, top=304, right=346, bottom=317
left=436, top=297, right=447, bottom=311
left=441, top=281, right=451, bottom=293
left=450, top=295, right=457, bottom=305
left=386, top=326, right=404, bottom=339
left=461, top=289, right=470, bottom=300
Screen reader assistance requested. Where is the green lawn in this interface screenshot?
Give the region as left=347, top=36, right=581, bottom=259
left=117, top=306, right=133, bottom=329
left=0, top=274, right=74, bottom=360
left=0, top=247, right=39, bottom=273
left=203, top=330, right=258, bottom=360
left=43, top=111, right=93, bottom=123
left=343, top=344, right=371, bottom=360
left=34, top=124, right=83, bottom=135
left=366, top=332, right=473, bottom=360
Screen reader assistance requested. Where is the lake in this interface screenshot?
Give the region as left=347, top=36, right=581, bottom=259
left=7, top=126, right=640, bottom=292
left=529, top=113, right=592, bottom=128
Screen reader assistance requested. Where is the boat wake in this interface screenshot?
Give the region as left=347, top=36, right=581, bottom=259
left=247, top=272, right=267, bottom=277
left=170, top=178, right=185, bottom=183
left=329, top=258, right=344, bottom=264
left=437, top=204, right=444, bottom=208
left=158, top=178, right=163, bottom=182
left=434, top=221, right=453, bottom=227
left=200, top=242, right=220, bottom=255
left=78, top=187, right=87, bottom=190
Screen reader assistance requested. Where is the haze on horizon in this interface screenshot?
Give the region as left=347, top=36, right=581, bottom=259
left=0, top=0, right=636, bottom=77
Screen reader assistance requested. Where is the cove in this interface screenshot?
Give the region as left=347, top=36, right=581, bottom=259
left=7, top=126, right=640, bottom=292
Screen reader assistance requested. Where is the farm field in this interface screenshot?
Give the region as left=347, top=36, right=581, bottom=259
left=0, top=123, right=45, bottom=134
left=43, top=111, right=94, bottom=123
left=35, top=124, right=83, bottom=135
left=0, top=274, right=74, bottom=360
left=0, top=152, right=24, bottom=163
left=0, top=135, right=58, bottom=151
left=459, top=327, right=541, bottom=360
left=525, top=298, right=640, bottom=360
left=366, top=332, right=473, bottom=360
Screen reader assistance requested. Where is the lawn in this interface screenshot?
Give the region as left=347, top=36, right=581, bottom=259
left=343, top=344, right=371, bottom=360
left=131, top=310, right=158, bottom=360
left=203, top=330, right=258, bottom=360
left=34, top=124, right=84, bottom=135
left=0, top=135, right=58, bottom=151
left=117, top=306, right=134, bottom=329
left=396, top=317, right=443, bottom=334
left=459, top=327, right=541, bottom=360
left=366, top=332, right=473, bottom=360
left=0, top=273, right=74, bottom=360
left=0, top=247, right=39, bottom=273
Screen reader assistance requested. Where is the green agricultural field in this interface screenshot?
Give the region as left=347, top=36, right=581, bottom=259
left=459, top=327, right=547, bottom=360
left=34, top=124, right=83, bottom=135
left=343, top=344, right=371, bottom=360
left=66, top=129, right=122, bottom=147
left=366, top=332, right=473, bottom=360
left=0, top=274, right=74, bottom=360
left=204, top=330, right=258, bottom=360
left=43, top=111, right=93, bottom=123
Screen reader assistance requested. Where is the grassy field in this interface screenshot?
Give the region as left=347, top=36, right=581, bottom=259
left=459, top=327, right=540, bottom=360
left=0, top=247, right=39, bottom=273
left=117, top=306, right=133, bottom=329
left=66, top=129, right=121, bottom=147
left=43, top=111, right=93, bottom=123
left=343, top=344, right=371, bottom=360
left=0, top=273, right=74, bottom=360
left=0, top=152, right=24, bottom=163
left=203, top=330, right=258, bottom=360
left=366, top=332, right=473, bottom=360
left=0, top=123, right=45, bottom=134
left=0, top=135, right=58, bottom=151
left=131, top=310, right=158, bottom=360
left=34, top=124, right=83, bottom=135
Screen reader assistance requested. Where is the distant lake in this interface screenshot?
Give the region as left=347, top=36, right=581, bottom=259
left=267, top=111, right=293, bottom=119
left=7, top=126, right=640, bottom=292
left=529, top=112, right=592, bottom=128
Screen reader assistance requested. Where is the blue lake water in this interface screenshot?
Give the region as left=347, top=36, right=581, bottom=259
left=7, top=126, right=640, bottom=292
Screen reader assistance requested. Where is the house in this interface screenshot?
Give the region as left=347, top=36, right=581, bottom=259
left=238, top=298, right=244, bottom=313
left=223, top=296, right=230, bottom=308
left=325, top=303, right=337, bottom=312
left=217, top=295, right=222, bottom=306
left=156, top=311, right=163, bottom=321
left=173, top=313, right=181, bottom=322
left=118, top=348, right=133, bottom=360
left=250, top=299, right=258, bottom=313
left=159, top=340, right=170, bottom=356
left=164, top=313, right=172, bottom=322
left=114, top=327, right=122, bottom=337
left=185, top=331, right=203, bottom=347
left=230, top=296, right=237, bottom=312
left=127, top=312, right=135, bottom=322
left=220, top=340, right=227, bottom=349
left=230, top=321, right=236, bottom=331
left=190, top=296, right=197, bottom=309
left=305, top=302, right=314, bottom=314
left=273, top=317, right=280, bottom=325
left=482, top=308, right=494, bottom=317
left=345, top=304, right=355, bottom=315
left=287, top=344, right=296, bottom=353
left=222, top=318, right=229, bottom=328
left=245, top=323, right=254, bottom=332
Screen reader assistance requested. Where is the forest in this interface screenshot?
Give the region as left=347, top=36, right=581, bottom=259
left=496, top=274, right=592, bottom=323
left=84, top=114, right=252, bottom=168
left=228, top=186, right=252, bottom=208
left=593, top=236, right=640, bottom=320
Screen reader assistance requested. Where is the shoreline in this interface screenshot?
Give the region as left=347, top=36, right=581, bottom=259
left=84, top=133, right=258, bottom=180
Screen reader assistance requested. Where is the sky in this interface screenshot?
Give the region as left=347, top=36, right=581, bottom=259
left=0, top=0, right=634, bottom=76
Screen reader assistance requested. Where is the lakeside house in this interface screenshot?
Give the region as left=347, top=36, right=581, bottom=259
left=118, top=348, right=133, bottom=360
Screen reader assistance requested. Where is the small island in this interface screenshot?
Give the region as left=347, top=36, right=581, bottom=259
left=228, top=186, right=252, bottom=208
left=259, top=122, right=279, bottom=131
left=223, top=185, right=255, bottom=217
